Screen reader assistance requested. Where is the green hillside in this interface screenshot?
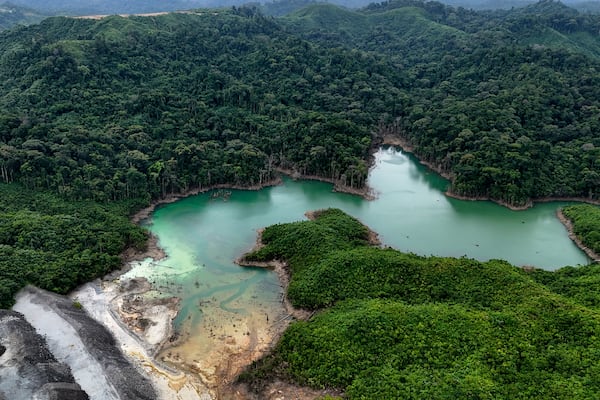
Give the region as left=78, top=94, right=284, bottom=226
left=285, top=3, right=468, bottom=62
left=0, top=10, right=404, bottom=201
left=0, top=2, right=46, bottom=30
left=284, top=0, right=600, bottom=206
left=240, top=209, right=600, bottom=399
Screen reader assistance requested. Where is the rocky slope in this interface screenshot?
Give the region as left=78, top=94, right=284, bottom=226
left=0, top=309, right=88, bottom=400
left=10, top=286, right=157, bottom=400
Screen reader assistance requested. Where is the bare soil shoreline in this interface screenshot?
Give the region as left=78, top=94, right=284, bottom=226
left=130, top=178, right=283, bottom=226
left=556, top=209, right=600, bottom=263
left=274, top=167, right=377, bottom=200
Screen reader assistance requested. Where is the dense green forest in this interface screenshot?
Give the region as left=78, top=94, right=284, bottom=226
left=285, top=0, right=600, bottom=205
left=240, top=209, right=600, bottom=399
left=0, top=3, right=46, bottom=30
left=0, top=184, right=146, bottom=308
left=0, top=10, right=399, bottom=199
left=0, top=1, right=599, bottom=207
left=562, top=204, right=600, bottom=255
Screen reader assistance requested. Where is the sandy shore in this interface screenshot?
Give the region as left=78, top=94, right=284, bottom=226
left=158, top=297, right=288, bottom=399
left=556, top=209, right=600, bottom=263
left=121, top=232, right=166, bottom=265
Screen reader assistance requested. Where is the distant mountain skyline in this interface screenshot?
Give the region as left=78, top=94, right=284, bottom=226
left=0, top=2, right=47, bottom=30
left=9, top=0, right=600, bottom=15
left=3, top=0, right=600, bottom=16
left=439, top=0, right=600, bottom=11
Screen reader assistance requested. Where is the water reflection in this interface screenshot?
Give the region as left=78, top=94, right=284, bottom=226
left=364, top=148, right=589, bottom=268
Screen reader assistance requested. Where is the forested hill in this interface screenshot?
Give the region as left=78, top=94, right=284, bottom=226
left=0, top=9, right=404, bottom=202
left=285, top=0, right=600, bottom=206
left=0, top=3, right=47, bottom=30
left=0, top=2, right=598, bottom=206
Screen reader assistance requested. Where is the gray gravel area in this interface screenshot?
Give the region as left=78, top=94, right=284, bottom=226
left=0, top=309, right=88, bottom=400
left=11, top=286, right=157, bottom=400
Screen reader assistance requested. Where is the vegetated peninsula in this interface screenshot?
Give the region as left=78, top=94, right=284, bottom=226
left=239, top=208, right=600, bottom=399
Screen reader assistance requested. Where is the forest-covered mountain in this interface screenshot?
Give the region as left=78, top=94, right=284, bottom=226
left=443, top=0, right=600, bottom=12
left=285, top=0, right=600, bottom=205
left=0, top=1, right=599, bottom=207
left=0, top=9, right=398, bottom=201
left=0, top=2, right=47, bottom=30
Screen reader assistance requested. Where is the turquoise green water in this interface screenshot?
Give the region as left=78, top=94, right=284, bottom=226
left=131, top=147, right=590, bottom=361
